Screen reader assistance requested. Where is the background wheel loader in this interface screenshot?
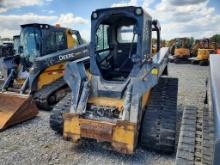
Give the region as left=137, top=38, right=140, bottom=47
left=169, top=38, right=192, bottom=64
left=50, top=6, right=178, bottom=154
left=189, top=38, right=216, bottom=66
left=0, top=23, right=89, bottom=131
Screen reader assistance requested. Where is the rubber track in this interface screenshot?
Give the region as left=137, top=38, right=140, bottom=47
left=34, top=78, right=68, bottom=110
left=50, top=92, right=72, bottom=134
left=174, top=58, right=190, bottom=64
left=141, top=77, right=178, bottom=153
left=176, top=106, right=214, bottom=165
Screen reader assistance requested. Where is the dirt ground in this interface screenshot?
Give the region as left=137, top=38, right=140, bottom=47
left=0, top=63, right=208, bottom=165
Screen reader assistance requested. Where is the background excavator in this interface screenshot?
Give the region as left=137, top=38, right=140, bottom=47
left=0, top=23, right=89, bottom=131
left=50, top=6, right=178, bottom=154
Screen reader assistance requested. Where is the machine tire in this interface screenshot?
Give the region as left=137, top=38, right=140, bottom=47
left=169, top=58, right=174, bottom=63
left=191, top=60, right=199, bottom=65
left=140, top=77, right=178, bottom=153
left=50, top=92, right=72, bottom=134
left=175, top=106, right=214, bottom=165
left=199, top=60, right=209, bottom=66
left=174, top=58, right=190, bottom=64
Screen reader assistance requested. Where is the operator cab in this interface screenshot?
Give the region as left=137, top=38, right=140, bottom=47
left=19, top=23, right=82, bottom=69
left=91, top=7, right=160, bottom=81
left=19, top=24, right=67, bottom=68
left=95, top=16, right=137, bottom=81
left=175, top=38, right=191, bottom=49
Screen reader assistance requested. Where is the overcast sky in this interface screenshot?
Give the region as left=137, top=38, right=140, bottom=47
left=0, top=0, right=219, bottom=40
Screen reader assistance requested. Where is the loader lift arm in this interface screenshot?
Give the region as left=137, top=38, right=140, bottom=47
left=28, top=44, right=90, bottom=93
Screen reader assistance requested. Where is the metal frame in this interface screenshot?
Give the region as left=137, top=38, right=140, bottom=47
left=63, top=6, right=169, bottom=153
left=209, top=54, right=220, bottom=165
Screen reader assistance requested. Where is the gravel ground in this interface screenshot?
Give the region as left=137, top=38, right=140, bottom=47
left=0, top=63, right=208, bottom=165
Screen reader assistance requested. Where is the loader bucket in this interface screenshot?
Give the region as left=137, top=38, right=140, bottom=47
left=0, top=92, right=38, bottom=131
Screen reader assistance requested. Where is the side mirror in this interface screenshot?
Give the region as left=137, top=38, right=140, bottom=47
left=19, top=46, right=23, bottom=54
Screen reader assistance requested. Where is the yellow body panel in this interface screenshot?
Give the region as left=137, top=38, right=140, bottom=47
left=152, top=47, right=157, bottom=54
left=63, top=113, right=137, bottom=154
left=174, top=48, right=190, bottom=58
left=197, top=49, right=215, bottom=60
left=112, top=121, right=136, bottom=153
left=88, top=97, right=124, bottom=111
left=14, top=79, right=25, bottom=85
left=66, top=30, right=75, bottom=48
left=64, top=90, right=151, bottom=154
left=37, top=63, right=65, bottom=89
left=88, top=91, right=151, bottom=112
left=37, top=30, right=76, bottom=89
left=64, top=114, right=81, bottom=142
left=142, top=91, right=151, bottom=109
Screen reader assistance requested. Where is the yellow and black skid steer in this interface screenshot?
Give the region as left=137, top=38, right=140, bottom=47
left=189, top=38, right=216, bottom=66
left=50, top=6, right=178, bottom=154
left=0, top=23, right=89, bottom=131
left=169, top=38, right=191, bottom=64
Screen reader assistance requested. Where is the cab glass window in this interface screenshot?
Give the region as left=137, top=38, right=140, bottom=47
left=96, top=24, right=109, bottom=51
left=117, top=25, right=137, bottom=43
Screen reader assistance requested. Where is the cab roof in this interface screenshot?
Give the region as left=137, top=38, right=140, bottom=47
left=20, top=23, right=68, bottom=31
left=21, top=23, right=52, bottom=28
left=92, top=6, right=152, bottom=19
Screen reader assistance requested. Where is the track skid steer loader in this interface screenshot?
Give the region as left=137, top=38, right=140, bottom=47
left=50, top=6, right=178, bottom=154
left=169, top=38, right=191, bottom=64
left=190, top=38, right=216, bottom=66
left=0, top=23, right=89, bottom=131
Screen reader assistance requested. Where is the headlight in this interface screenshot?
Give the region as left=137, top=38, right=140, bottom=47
left=135, top=8, right=142, bottom=15
left=92, top=12, right=98, bottom=19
